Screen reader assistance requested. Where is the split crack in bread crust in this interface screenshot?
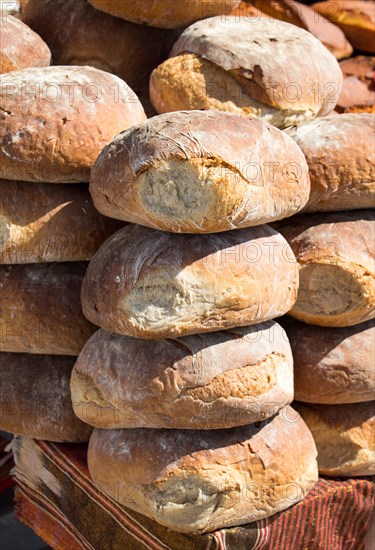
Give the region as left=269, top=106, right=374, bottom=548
left=87, top=406, right=318, bottom=533
left=0, top=15, right=51, bottom=74
left=81, top=224, right=299, bottom=339
left=0, top=66, right=146, bottom=183
left=281, top=317, right=375, bottom=404
left=288, top=114, right=375, bottom=213
left=0, top=352, right=92, bottom=441
left=275, top=210, right=375, bottom=327
left=0, top=179, right=123, bottom=263
left=295, top=402, right=375, bottom=476
left=150, top=17, right=343, bottom=128
left=90, top=110, right=310, bottom=233
left=87, top=0, right=241, bottom=28
left=71, top=322, right=294, bottom=429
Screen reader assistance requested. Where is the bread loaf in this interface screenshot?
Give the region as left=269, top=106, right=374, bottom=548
left=71, top=321, right=293, bottom=429
left=276, top=211, right=375, bottom=327
left=0, top=353, right=92, bottom=441
left=0, top=66, right=146, bottom=183
left=23, top=0, right=176, bottom=95
left=250, top=0, right=353, bottom=59
left=337, top=56, right=375, bottom=114
left=312, top=1, right=375, bottom=53
left=90, top=111, right=310, bottom=233
left=295, top=402, right=375, bottom=476
left=88, top=407, right=318, bottom=533
left=0, top=179, right=123, bottom=263
left=281, top=317, right=375, bottom=403
left=81, top=224, right=299, bottom=339
left=290, top=114, right=375, bottom=212
left=150, top=17, right=343, bottom=128
left=0, top=15, right=51, bottom=74
left=87, top=0, right=241, bottom=28
left=0, top=262, right=95, bottom=355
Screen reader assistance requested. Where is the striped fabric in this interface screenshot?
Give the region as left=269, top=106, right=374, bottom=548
left=12, top=438, right=375, bottom=550
left=0, top=434, right=13, bottom=493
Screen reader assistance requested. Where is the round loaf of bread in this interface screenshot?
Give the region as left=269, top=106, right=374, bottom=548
left=71, top=321, right=293, bottom=429
left=312, top=1, right=375, bottom=53
left=281, top=317, right=375, bottom=403
left=150, top=17, right=342, bottom=128
left=290, top=114, right=375, bottom=212
left=90, top=111, right=310, bottom=233
left=295, top=402, right=375, bottom=476
left=276, top=211, right=375, bottom=327
left=0, top=15, right=51, bottom=74
left=0, top=262, right=95, bottom=355
left=0, top=66, right=146, bottom=183
left=87, top=0, right=240, bottom=28
left=23, top=0, right=176, bottom=95
left=0, top=353, right=92, bottom=441
left=250, top=0, right=353, bottom=59
left=0, top=179, right=123, bottom=263
left=88, top=407, right=318, bottom=533
left=337, top=56, right=375, bottom=113
left=81, top=224, right=299, bottom=339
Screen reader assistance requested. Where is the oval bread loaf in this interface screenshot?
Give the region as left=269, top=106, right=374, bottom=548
left=276, top=211, right=375, bottom=327
left=0, top=353, right=92, bottom=441
left=282, top=317, right=375, bottom=404
left=0, top=15, right=51, bottom=74
left=71, top=321, right=294, bottom=429
left=295, top=402, right=375, bottom=476
left=290, top=114, right=375, bottom=212
left=87, top=0, right=241, bottom=28
left=337, top=56, right=375, bottom=113
left=23, top=0, right=176, bottom=95
left=0, top=66, right=146, bottom=183
left=90, top=111, right=310, bottom=233
left=150, top=17, right=343, bottom=128
left=0, top=262, right=95, bottom=355
left=0, top=179, right=123, bottom=263
left=81, top=224, right=299, bottom=339
left=88, top=407, right=318, bottom=533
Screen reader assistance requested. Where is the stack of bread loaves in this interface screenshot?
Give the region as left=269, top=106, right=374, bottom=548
left=276, top=113, right=375, bottom=477
left=69, top=108, right=320, bottom=533
left=0, top=57, right=146, bottom=442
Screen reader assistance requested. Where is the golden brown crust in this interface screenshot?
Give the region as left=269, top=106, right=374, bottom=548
left=23, top=0, right=176, bottom=94
left=81, top=224, right=299, bottom=339
left=251, top=0, right=353, bottom=58
left=0, top=262, right=96, bottom=355
left=87, top=407, right=318, bottom=533
left=312, top=1, right=375, bottom=53
left=0, top=179, right=123, bottom=263
left=290, top=114, right=375, bottom=212
left=151, top=16, right=343, bottom=127
left=87, top=0, right=240, bottom=28
left=281, top=317, right=375, bottom=403
left=295, top=402, right=375, bottom=476
left=0, top=352, right=92, bottom=441
left=90, top=110, right=310, bottom=233
left=275, top=211, right=375, bottom=327
left=337, top=56, right=375, bottom=113
left=0, top=15, right=51, bottom=74
left=71, top=322, right=294, bottom=429
left=0, top=66, right=146, bottom=183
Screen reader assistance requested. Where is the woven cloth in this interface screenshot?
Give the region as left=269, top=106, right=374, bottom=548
left=12, top=437, right=374, bottom=550
left=0, top=434, right=13, bottom=493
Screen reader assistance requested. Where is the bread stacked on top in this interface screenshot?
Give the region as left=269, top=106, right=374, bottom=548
left=69, top=101, right=321, bottom=530
left=0, top=35, right=146, bottom=441
left=277, top=114, right=375, bottom=477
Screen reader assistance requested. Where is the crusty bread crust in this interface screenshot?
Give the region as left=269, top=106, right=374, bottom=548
left=87, top=407, right=318, bottom=533
left=71, top=322, right=294, bottom=429
left=81, top=224, right=299, bottom=339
